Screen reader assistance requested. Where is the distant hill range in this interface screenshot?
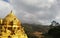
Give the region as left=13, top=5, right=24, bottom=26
left=22, top=23, right=50, bottom=38
left=22, top=21, right=60, bottom=38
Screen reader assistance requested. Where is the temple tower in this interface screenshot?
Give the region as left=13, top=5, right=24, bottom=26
left=0, top=11, right=28, bottom=38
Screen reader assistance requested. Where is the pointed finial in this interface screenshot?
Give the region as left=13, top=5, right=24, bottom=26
left=11, top=10, right=12, bottom=13
left=10, top=10, right=13, bottom=13
left=10, top=10, right=14, bottom=15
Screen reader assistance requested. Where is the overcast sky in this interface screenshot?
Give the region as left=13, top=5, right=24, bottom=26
left=0, top=0, right=60, bottom=25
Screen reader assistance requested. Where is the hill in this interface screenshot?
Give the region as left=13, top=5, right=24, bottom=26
left=22, top=23, right=50, bottom=38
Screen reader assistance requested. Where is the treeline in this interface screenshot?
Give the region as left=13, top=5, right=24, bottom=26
left=48, top=21, right=60, bottom=38
left=22, top=21, right=60, bottom=38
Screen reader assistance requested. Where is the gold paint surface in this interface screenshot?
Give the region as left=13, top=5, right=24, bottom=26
left=0, top=11, right=28, bottom=38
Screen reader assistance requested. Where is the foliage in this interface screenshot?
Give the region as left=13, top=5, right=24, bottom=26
left=48, top=27, right=60, bottom=38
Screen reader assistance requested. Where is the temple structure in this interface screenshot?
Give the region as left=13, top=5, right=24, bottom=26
left=0, top=11, right=28, bottom=38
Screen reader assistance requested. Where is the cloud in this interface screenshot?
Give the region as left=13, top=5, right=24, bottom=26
left=9, top=0, right=60, bottom=25
left=0, top=1, right=12, bottom=18
left=21, top=0, right=55, bottom=8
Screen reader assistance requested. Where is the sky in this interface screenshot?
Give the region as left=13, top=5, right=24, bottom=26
left=0, top=0, right=60, bottom=25
left=3, top=0, right=9, bottom=2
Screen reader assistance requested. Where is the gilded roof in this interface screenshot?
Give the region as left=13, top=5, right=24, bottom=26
left=4, top=11, right=21, bottom=25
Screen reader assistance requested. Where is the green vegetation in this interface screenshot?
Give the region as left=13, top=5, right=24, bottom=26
left=22, top=21, right=60, bottom=38
left=22, top=23, right=49, bottom=38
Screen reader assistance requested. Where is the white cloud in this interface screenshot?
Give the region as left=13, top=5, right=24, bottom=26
left=0, top=1, right=12, bottom=18
left=20, top=0, right=56, bottom=8
left=9, top=0, right=60, bottom=25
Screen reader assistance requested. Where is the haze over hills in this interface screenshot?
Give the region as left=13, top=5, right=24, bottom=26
left=22, top=21, right=60, bottom=38
left=22, top=23, right=50, bottom=38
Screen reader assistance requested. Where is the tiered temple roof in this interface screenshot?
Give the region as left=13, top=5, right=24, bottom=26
left=0, top=11, right=28, bottom=38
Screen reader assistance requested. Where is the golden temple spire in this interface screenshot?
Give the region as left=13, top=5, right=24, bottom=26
left=0, top=11, right=28, bottom=38
left=5, top=10, right=15, bottom=18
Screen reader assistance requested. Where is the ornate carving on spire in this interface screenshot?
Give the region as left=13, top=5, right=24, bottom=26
left=0, top=11, right=28, bottom=38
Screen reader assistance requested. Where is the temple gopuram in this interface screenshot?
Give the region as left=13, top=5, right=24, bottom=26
left=0, top=11, right=28, bottom=38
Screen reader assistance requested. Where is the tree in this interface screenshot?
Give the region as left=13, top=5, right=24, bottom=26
left=48, top=26, right=60, bottom=38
